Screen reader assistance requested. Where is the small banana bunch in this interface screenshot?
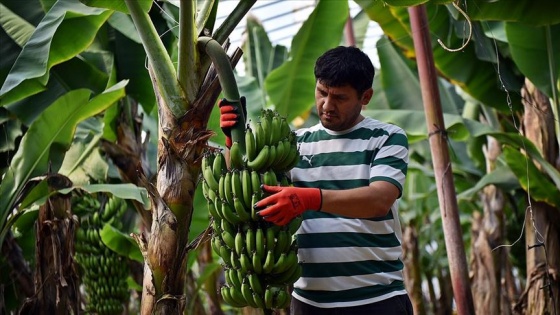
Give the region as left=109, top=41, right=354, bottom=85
left=73, top=194, right=130, bottom=315
left=229, top=109, right=299, bottom=172
left=201, top=110, right=301, bottom=310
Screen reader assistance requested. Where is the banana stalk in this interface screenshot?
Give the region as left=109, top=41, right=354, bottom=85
left=198, top=36, right=246, bottom=154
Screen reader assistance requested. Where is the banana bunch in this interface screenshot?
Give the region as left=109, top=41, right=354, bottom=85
left=73, top=194, right=130, bottom=315
left=201, top=110, right=302, bottom=310
left=229, top=109, right=299, bottom=172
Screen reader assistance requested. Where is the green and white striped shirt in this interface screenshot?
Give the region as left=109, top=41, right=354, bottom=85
left=290, top=117, right=409, bottom=308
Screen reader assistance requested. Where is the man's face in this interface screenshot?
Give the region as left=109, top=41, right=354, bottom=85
left=314, top=81, right=373, bottom=131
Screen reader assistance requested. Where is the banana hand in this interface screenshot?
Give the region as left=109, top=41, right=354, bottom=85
left=255, top=185, right=322, bottom=226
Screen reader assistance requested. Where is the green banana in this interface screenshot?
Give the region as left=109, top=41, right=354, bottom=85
left=275, top=143, right=296, bottom=171
left=221, top=196, right=242, bottom=225
left=245, top=126, right=257, bottom=162
left=235, top=230, right=245, bottom=256
left=202, top=153, right=212, bottom=172
left=223, top=171, right=234, bottom=206
left=288, top=216, right=303, bottom=234
left=241, top=280, right=258, bottom=308
left=253, top=292, right=266, bottom=309
left=271, top=253, right=287, bottom=275
left=211, top=235, right=221, bottom=254
left=261, top=110, right=272, bottom=147
left=263, top=144, right=276, bottom=170
left=252, top=250, right=263, bottom=274
left=248, top=273, right=264, bottom=295
left=262, top=250, right=275, bottom=274
left=274, top=289, right=290, bottom=309
left=272, top=250, right=297, bottom=274
left=207, top=199, right=220, bottom=220
left=229, top=251, right=240, bottom=270
left=219, top=243, right=232, bottom=266
left=274, top=229, right=290, bottom=258
left=263, top=169, right=278, bottom=186
left=230, top=285, right=249, bottom=306
left=220, top=211, right=236, bottom=234
left=203, top=166, right=219, bottom=192
left=218, top=173, right=226, bottom=202
left=233, top=197, right=251, bottom=222
left=212, top=152, right=226, bottom=179
left=266, top=227, right=276, bottom=253
left=231, top=170, right=244, bottom=205
left=255, top=122, right=266, bottom=153
left=101, top=195, right=120, bottom=222
left=279, top=117, right=291, bottom=140
left=255, top=226, right=265, bottom=258
left=246, top=227, right=256, bottom=254
left=230, top=141, right=245, bottom=170
left=250, top=171, right=261, bottom=197
left=247, top=145, right=270, bottom=172
left=273, top=139, right=287, bottom=168
left=270, top=260, right=301, bottom=285
left=240, top=252, right=253, bottom=273
left=229, top=268, right=242, bottom=289
left=264, top=285, right=274, bottom=309
left=270, top=114, right=281, bottom=144
left=221, top=228, right=236, bottom=250
left=251, top=193, right=261, bottom=221
left=241, top=169, right=252, bottom=209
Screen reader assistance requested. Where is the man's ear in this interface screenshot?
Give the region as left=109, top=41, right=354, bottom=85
left=361, top=88, right=373, bottom=105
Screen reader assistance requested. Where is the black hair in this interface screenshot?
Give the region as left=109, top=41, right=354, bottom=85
left=314, top=46, right=375, bottom=96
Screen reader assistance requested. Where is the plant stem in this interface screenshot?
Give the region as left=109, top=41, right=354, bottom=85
left=178, top=0, right=199, bottom=103
left=125, top=0, right=186, bottom=118
left=198, top=36, right=246, bottom=151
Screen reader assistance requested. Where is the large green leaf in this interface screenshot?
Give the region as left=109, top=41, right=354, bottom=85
left=506, top=23, right=560, bottom=99
left=458, top=165, right=520, bottom=201
left=503, top=146, right=560, bottom=208
left=357, top=1, right=520, bottom=112
left=100, top=223, right=143, bottom=262
left=0, top=81, right=127, bottom=242
left=0, top=3, right=35, bottom=47
left=244, top=15, right=274, bottom=88
left=79, top=0, right=152, bottom=14
left=0, top=0, right=112, bottom=106
left=264, top=0, right=349, bottom=121
left=465, top=0, right=560, bottom=26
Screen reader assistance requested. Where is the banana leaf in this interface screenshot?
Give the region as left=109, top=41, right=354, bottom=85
left=465, top=0, right=560, bottom=26
left=356, top=0, right=520, bottom=112
left=0, top=0, right=112, bottom=106
left=79, top=0, right=152, bottom=14
left=265, top=0, right=349, bottom=121
left=0, top=81, right=127, bottom=244
left=506, top=23, right=560, bottom=100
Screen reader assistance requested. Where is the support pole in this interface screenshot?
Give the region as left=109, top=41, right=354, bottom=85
left=407, top=5, right=475, bottom=315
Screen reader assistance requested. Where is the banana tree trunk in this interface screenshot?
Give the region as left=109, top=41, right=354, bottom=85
left=138, top=73, right=210, bottom=314
left=516, top=79, right=560, bottom=315
left=19, top=174, right=80, bottom=315
left=402, top=224, right=425, bottom=314
left=470, top=133, right=509, bottom=314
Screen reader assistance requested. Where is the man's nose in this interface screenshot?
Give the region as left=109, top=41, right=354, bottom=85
left=322, top=96, right=335, bottom=111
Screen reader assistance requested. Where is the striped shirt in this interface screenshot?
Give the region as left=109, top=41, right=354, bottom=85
left=290, top=117, right=409, bottom=308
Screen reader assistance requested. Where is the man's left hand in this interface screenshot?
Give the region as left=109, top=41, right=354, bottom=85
left=255, top=185, right=322, bottom=226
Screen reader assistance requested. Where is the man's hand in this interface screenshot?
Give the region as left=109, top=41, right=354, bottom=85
left=218, top=97, right=246, bottom=148
left=255, top=185, right=322, bottom=226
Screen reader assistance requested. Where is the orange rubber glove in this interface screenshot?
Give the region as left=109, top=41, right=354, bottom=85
left=255, top=185, right=322, bottom=226
left=219, top=97, right=246, bottom=148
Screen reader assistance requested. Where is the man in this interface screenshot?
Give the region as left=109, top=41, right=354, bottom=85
left=220, top=46, right=412, bottom=314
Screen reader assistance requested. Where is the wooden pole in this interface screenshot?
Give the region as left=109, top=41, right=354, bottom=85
left=407, top=5, right=475, bottom=315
